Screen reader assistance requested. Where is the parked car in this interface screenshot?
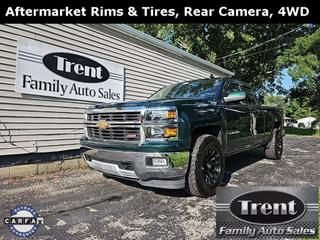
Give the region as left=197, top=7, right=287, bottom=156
left=294, top=116, right=317, bottom=129
left=81, top=78, right=284, bottom=197
left=286, top=121, right=297, bottom=127
left=284, top=117, right=297, bottom=127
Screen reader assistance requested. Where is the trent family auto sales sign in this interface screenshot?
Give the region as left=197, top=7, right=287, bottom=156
left=15, top=37, right=124, bottom=102
left=216, top=187, right=318, bottom=238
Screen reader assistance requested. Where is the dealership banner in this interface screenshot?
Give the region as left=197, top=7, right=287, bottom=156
left=15, top=37, right=124, bottom=102
left=216, top=187, right=318, bottom=238
left=0, top=1, right=318, bottom=23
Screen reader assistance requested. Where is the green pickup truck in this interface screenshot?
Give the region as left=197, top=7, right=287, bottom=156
left=80, top=78, right=284, bottom=197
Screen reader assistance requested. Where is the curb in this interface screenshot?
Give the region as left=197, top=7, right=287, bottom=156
left=0, top=158, right=88, bottom=179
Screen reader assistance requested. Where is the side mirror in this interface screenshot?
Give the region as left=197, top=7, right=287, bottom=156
left=223, top=91, right=246, bottom=103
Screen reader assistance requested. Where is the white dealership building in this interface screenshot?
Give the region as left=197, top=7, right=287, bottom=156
left=0, top=24, right=232, bottom=162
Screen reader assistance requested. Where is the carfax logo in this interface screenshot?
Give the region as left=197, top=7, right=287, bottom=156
left=216, top=187, right=318, bottom=238
left=4, top=205, right=44, bottom=237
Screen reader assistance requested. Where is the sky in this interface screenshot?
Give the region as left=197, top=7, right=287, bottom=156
left=281, top=68, right=293, bottom=90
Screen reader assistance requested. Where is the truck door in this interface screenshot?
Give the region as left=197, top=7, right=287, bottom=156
left=241, top=85, right=265, bottom=146
left=223, top=82, right=252, bottom=154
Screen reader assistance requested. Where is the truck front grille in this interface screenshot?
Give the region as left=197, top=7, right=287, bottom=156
left=87, top=126, right=140, bottom=141
left=87, top=112, right=140, bottom=122
left=85, top=110, right=142, bottom=142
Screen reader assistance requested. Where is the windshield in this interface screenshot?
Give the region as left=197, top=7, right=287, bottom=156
left=149, top=78, right=221, bottom=100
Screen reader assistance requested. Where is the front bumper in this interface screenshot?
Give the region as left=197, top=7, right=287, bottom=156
left=82, top=148, right=190, bottom=189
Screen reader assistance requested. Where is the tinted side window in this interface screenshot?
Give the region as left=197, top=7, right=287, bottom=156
left=224, top=83, right=241, bottom=96
left=241, top=86, right=257, bottom=105
left=223, top=83, right=244, bottom=105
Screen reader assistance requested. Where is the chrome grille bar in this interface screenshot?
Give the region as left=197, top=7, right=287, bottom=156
left=87, top=112, right=141, bottom=122
left=85, top=110, right=142, bottom=142
left=87, top=126, right=140, bottom=141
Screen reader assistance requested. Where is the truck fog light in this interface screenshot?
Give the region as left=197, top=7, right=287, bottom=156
left=146, top=157, right=168, bottom=166
left=151, top=127, right=164, bottom=137
left=164, top=127, right=177, bottom=137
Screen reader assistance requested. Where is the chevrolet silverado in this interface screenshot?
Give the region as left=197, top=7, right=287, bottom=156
left=80, top=78, right=284, bottom=197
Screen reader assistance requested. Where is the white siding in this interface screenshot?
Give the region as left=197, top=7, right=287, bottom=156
left=0, top=24, right=230, bottom=156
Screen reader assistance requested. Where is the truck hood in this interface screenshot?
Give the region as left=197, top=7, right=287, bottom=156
left=90, top=98, right=214, bottom=110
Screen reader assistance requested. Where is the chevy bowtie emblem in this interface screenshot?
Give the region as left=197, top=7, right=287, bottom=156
left=96, top=120, right=109, bottom=129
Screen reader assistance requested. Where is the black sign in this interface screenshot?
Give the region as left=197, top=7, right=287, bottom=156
left=229, top=190, right=306, bottom=225
left=0, top=0, right=319, bottom=23
left=43, top=52, right=109, bottom=83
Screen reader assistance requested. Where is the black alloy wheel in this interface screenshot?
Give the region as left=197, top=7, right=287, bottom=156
left=265, top=129, right=283, bottom=160
left=275, top=130, right=283, bottom=158
left=201, top=144, right=222, bottom=187
left=186, top=134, right=225, bottom=197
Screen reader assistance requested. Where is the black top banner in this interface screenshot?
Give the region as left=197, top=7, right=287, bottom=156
left=0, top=0, right=318, bottom=23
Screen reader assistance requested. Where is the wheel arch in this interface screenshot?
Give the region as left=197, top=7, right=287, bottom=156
left=191, top=125, right=224, bottom=149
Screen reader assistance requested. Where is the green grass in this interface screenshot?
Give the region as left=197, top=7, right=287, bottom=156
left=285, top=127, right=320, bottom=137
left=169, top=152, right=190, bottom=167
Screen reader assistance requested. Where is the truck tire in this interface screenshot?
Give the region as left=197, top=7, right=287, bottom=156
left=185, top=134, right=225, bottom=197
left=264, top=129, right=283, bottom=160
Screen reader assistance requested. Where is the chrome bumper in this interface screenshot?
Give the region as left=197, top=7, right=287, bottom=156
left=82, top=148, right=190, bottom=189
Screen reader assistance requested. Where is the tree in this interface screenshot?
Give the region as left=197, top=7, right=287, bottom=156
left=132, top=24, right=309, bottom=92
left=277, top=26, right=320, bottom=120
left=285, top=99, right=316, bottom=120
left=132, top=24, right=319, bottom=119
left=263, top=95, right=286, bottom=109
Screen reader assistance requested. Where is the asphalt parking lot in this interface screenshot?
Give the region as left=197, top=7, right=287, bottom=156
left=0, top=135, right=319, bottom=240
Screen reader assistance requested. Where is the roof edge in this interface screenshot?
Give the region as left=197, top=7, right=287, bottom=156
left=90, top=24, right=234, bottom=77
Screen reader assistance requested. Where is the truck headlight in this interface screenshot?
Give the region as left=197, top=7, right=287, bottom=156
left=145, top=126, right=178, bottom=140
left=145, top=109, right=177, bottom=122
left=144, top=108, right=178, bottom=141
